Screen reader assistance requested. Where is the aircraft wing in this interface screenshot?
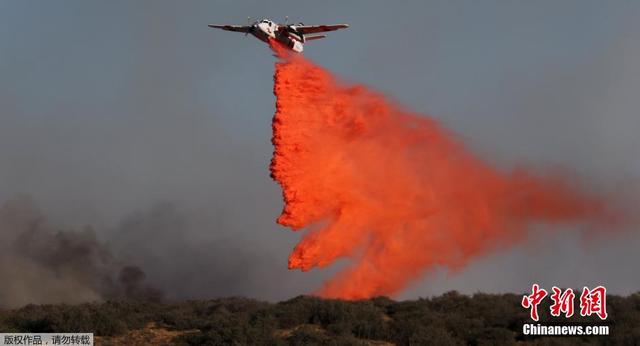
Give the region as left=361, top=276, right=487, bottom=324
left=295, top=24, right=349, bottom=34
left=208, top=24, right=252, bottom=33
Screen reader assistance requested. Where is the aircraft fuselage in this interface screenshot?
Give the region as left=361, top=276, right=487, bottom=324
left=251, top=20, right=304, bottom=52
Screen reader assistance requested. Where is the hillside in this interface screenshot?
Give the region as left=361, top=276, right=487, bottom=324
left=1, top=292, right=638, bottom=345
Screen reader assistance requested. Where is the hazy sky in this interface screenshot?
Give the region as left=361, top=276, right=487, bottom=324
left=1, top=1, right=639, bottom=302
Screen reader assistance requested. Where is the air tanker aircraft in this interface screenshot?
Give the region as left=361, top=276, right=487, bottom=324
left=208, top=18, right=349, bottom=52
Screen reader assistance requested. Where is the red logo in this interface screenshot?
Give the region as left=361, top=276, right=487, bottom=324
left=580, top=286, right=608, bottom=320
left=550, top=287, right=575, bottom=318
left=522, top=284, right=607, bottom=320
left=521, top=284, right=548, bottom=321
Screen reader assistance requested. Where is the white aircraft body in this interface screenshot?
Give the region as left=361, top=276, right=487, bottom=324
left=208, top=18, right=349, bottom=52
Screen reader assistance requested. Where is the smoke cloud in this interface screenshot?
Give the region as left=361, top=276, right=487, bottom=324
left=269, top=44, right=624, bottom=299
left=0, top=196, right=161, bottom=309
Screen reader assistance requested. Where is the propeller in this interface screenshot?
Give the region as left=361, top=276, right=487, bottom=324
left=285, top=16, right=289, bottom=24
left=245, top=16, right=251, bottom=37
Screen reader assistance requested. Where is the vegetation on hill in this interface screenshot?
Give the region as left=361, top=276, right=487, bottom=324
left=1, top=292, right=638, bottom=345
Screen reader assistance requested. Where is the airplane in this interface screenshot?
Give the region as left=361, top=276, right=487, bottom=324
left=208, top=17, right=349, bottom=52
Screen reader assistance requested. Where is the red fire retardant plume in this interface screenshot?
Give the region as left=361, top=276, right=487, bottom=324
left=269, top=43, right=615, bottom=299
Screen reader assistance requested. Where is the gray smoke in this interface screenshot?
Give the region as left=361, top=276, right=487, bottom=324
left=107, top=202, right=259, bottom=300
left=0, top=196, right=162, bottom=309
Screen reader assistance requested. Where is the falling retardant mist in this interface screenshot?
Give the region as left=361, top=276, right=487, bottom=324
left=268, top=42, right=621, bottom=300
